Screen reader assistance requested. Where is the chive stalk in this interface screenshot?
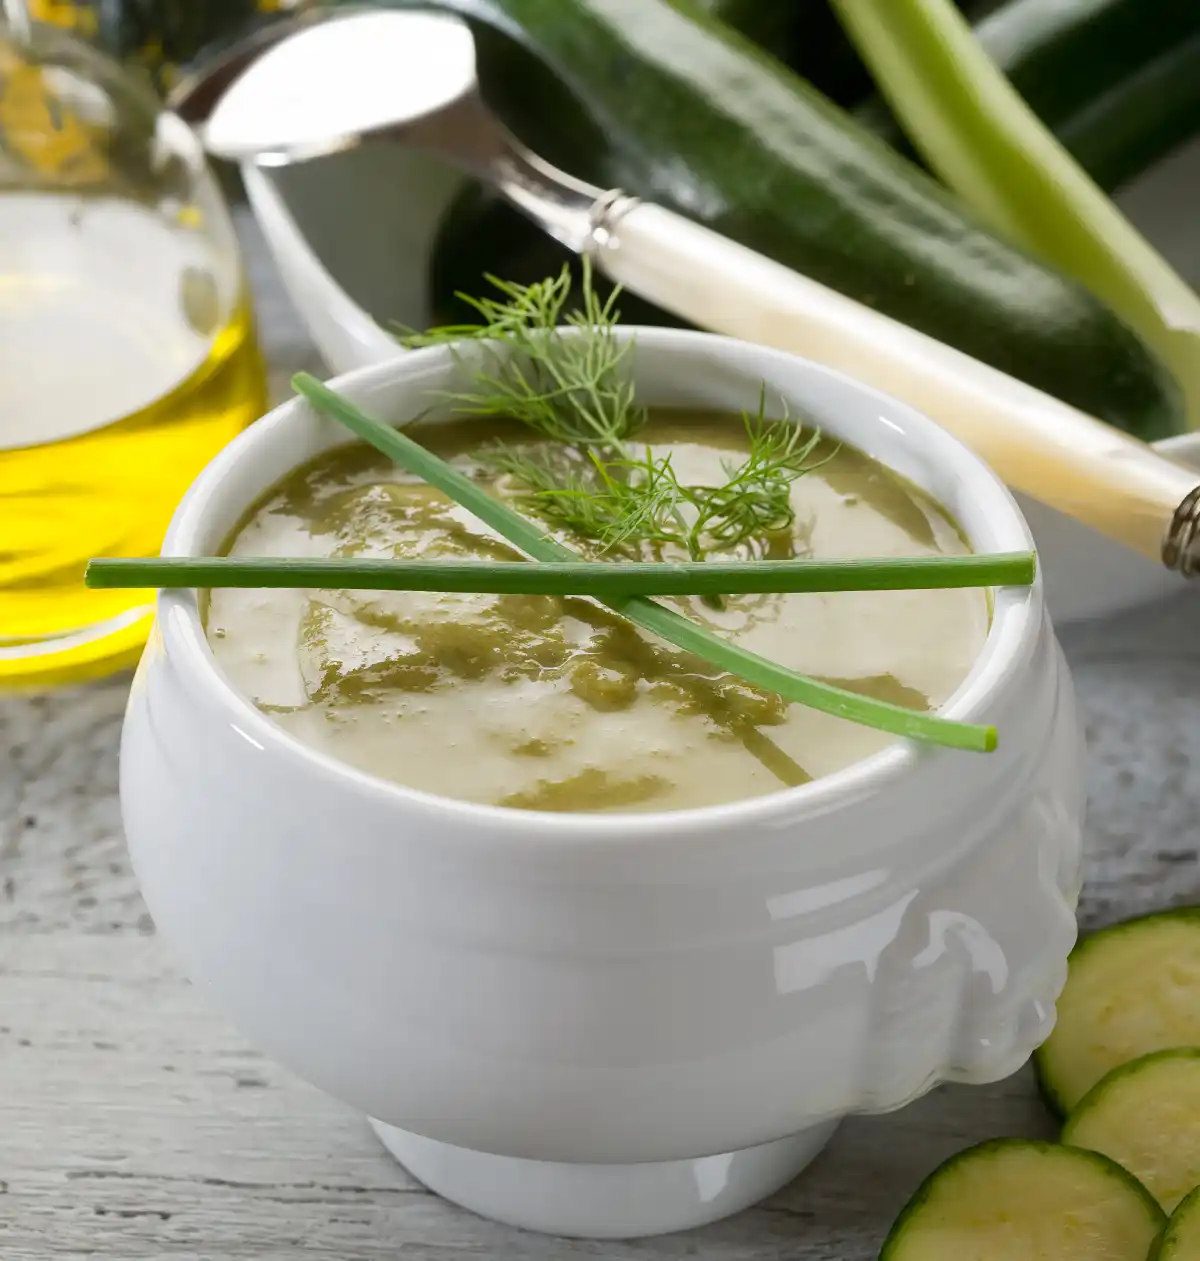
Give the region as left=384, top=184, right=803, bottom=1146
left=86, top=553, right=1035, bottom=596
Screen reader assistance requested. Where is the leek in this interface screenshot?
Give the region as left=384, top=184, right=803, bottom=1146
left=831, top=0, right=1200, bottom=428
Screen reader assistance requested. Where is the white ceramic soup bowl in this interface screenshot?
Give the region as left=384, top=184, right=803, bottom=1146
left=120, top=331, right=1085, bottom=1239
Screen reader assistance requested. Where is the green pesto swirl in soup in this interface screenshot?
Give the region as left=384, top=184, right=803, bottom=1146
left=206, top=410, right=989, bottom=813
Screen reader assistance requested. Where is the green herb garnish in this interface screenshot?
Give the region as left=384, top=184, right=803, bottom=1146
left=402, top=263, right=641, bottom=451
left=401, top=262, right=828, bottom=565
left=86, top=552, right=1035, bottom=597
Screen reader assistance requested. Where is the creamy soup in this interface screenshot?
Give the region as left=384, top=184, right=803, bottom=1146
left=207, top=410, right=989, bottom=812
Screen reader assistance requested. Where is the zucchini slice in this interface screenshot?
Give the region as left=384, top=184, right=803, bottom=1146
left=1034, top=910, right=1200, bottom=1115
left=881, top=1138, right=1165, bottom=1260
left=1151, top=1185, right=1200, bottom=1261
left=1063, top=1049, right=1200, bottom=1213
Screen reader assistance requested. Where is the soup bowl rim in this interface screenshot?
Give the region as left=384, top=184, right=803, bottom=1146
left=153, top=326, right=1039, bottom=843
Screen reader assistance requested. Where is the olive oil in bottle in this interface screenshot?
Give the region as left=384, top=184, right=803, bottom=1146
left=0, top=23, right=267, bottom=688
left=0, top=193, right=266, bottom=686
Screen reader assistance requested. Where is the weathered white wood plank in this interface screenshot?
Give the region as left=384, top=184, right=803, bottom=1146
left=0, top=935, right=1053, bottom=1260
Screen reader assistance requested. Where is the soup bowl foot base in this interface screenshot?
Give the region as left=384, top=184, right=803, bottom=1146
left=367, top=1117, right=840, bottom=1238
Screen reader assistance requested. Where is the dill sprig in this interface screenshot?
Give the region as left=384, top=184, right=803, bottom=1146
left=402, top=262, right=643, bottom=450
left=483, top=398, right=828, bottom=562
left=399, top=262, right=829, bottom=563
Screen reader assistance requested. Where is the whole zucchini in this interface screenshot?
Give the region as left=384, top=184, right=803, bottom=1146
left=411, top=0, right=1183, bottom=439
left=856, top=0, right=1200, bottom=191
left=429, top=183, right=685, bottom=330
left=783, top=0, right=999, bottom=110
left=694, top=0, right=794, bottom=62
left=1057, top=31, right=1200, bottom=194
left=433, top=0, right=1200, bottom=327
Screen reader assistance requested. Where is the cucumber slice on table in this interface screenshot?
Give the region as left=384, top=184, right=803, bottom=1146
left=1063, top=1049, right=1200, bottom=1213
left=881, top=1138, right=1165, bottom=1260
left=1034, top=910, right=1200, bottom=1115
left=1152, top=1185, right=1200, bottom=1261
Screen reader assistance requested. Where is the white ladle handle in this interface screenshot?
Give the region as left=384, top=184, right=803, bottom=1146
left=595, top=200, right=1200, bottom=571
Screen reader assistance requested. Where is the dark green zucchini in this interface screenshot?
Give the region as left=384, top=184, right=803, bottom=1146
left=1153, top=1186, right=1200, bottom=1261
left=430, top=183, right=697, bottom=329
left=1057, top=31, right=1200, bottom=194
left=1062, top=1049, right=1200, bottom=1213
left=694, top=0, right=794, bottom=62
left=410, top=0, right=1183, bottom=440
left=1034, top=909, right=1200, bottom=1116
left=879, top=1138, right=1164, bottom=1260
left=781, top=0, right=998, bottom=111
left=856, top=0, right=1200, bottom=191
left=434, top=0, right=1200, bottom=327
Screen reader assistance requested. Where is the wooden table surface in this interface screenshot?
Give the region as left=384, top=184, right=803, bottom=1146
left=3, top=216, right=1199, bottom=1260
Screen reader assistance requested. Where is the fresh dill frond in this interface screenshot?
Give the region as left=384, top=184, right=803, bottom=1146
left=401, top=260, right=643, bottom=450
left=400, top=264, right=831, bottom=563
left=682, top=394, right=836, bottom=557
left=481, top=443, right=685, bottom=556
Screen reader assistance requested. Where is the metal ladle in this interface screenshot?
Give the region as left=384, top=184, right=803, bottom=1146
left=185, top=7, right=1200, bottom=573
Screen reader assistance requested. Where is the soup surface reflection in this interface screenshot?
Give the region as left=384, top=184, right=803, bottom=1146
left=206, top=410, right=990, bottom=812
